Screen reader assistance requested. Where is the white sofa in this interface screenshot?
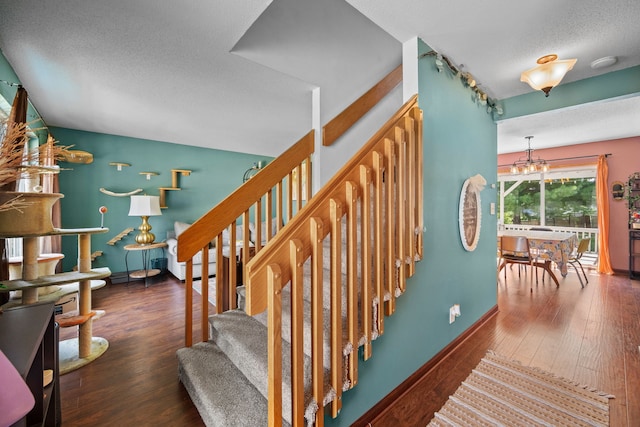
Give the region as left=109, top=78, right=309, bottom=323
left=166, top=221, right=255, bottom=281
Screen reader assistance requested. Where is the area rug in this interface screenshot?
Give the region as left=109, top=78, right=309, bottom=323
left=191, top=278, right=217, bottom=307
left=428, top=351, right=613, bottom=427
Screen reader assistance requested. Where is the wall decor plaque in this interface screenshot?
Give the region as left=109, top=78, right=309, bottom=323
left=459, top=174, right=486, bottom=251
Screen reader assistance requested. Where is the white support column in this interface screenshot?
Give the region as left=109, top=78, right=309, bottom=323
left=402, top=37, right=419, bottom=102
left=499, top=181, right=505, bottom=223
left=540, top=174, right=546, bottom=226
left=311, top=86, right=323, bottom=194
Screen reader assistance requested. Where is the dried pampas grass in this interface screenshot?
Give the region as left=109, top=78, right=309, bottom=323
left=0, top=120, right=29, bottom=189
left=0, top=117, right=72, bottom=211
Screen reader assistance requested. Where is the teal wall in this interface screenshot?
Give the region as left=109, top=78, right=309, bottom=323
left=501, top=65, right=640, bottom=119
left=325, top=39, right=498, bottom=425
left=0, top=50, right=20, bottom=104
left=0, top=50, right=48, bottom=143
left=54, top=127, right=269, bottom=273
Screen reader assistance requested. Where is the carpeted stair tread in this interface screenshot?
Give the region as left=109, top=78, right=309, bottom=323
left=253, top=289, right=339, bottom=368
left=177, top=341, right=290, bottom=427
left=209, top=309, right=334, bottom=426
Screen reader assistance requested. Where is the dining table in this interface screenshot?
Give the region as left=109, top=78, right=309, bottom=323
left=498, top=229, right=579, bottom=286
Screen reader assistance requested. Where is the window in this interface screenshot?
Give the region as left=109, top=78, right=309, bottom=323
left=498, top=167, right=597, bottom=229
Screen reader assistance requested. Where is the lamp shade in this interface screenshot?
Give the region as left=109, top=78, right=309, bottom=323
left=128, top=195, right=162, bottom=217
left=520, top=54, right=577, bottom=96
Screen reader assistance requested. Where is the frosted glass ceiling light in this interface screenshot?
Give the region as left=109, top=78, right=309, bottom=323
left=520, top=54, right=577, bottom=97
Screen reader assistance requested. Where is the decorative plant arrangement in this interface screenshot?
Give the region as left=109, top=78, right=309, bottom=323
left=0, top=117, right=72, bottom=236
left=0, top=117, right=70, bottom=213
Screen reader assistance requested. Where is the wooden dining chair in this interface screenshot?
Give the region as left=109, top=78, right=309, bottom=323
left=498, top=235, right=539, bottom=287
left=568, top=237, right=591, bottom=287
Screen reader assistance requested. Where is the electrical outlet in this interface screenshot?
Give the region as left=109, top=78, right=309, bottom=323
left=490, top=203, right=496, bottom=215
left=449, top=306, right=456, bottom=324
left=453, top=304, right=461, bottom=317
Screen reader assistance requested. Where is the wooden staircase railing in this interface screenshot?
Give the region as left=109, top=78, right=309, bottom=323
left=245, top=95, right=423, bottom=426
left=178, top=131, right=314, bottom=346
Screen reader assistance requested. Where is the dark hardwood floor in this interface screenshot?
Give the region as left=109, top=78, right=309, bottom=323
left=58, top=267, right=640, bottom=426
left=59, top=276, right=207, bottom=426
left=369, top=267, right=640, bottom=427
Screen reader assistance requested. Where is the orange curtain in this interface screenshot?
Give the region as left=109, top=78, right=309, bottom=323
left=596, top=155, right=614, bottom=274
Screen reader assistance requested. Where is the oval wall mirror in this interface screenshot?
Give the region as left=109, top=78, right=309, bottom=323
left=459, top=177, right=482, bottom=251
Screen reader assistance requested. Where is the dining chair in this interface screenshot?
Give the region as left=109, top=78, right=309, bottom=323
left=498, top=235, right=539, bottom=287
left=529, top=227, right=553, bottom=281
left=568, top=237, right=591, bottom=287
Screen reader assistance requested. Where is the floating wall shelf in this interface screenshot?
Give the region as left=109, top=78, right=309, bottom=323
left=109, top=162, right=130, bottom=171
left=139, top=171, right=159, bottom=180
left=158, top=169, right=192, bottom=209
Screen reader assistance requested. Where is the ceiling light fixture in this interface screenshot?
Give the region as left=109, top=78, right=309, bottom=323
left=510, top=136, right=549, bottom=175
left=520, top=54, right=577, bottom=97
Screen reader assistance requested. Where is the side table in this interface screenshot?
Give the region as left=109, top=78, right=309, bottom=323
left=124, top=242, right=168, bottom=287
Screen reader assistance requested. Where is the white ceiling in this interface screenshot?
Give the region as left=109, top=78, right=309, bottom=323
left=497, top=94, right=640, bottom=154
left=0, top=0, right=639, bottom=157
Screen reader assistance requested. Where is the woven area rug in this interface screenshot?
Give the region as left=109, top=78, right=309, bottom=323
left=428, top=351, right=614, bottom=427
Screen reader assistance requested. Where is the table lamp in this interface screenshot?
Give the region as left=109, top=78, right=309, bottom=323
left=128, top=195, right=162, bottom=245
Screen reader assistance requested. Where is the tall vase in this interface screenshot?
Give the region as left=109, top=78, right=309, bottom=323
left=0, top=192, right=64, bottom=237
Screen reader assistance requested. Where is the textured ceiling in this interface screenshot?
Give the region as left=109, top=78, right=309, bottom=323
left=0, top=0, right=638, bottom=157
left=497, top=95, right=640, bottom=154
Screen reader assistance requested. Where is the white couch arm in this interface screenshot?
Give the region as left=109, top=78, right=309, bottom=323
left=166, top=238, right=178, bottom=256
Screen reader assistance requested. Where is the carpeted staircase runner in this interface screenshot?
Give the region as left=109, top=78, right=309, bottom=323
left=177, top=342, right=276, bottom=427
left=180, top=211, right=397, bottom=426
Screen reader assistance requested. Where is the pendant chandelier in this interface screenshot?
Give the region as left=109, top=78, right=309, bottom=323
left=520, top=54, right=577, bottom=97
left=510, top=136, right=549, bottom=175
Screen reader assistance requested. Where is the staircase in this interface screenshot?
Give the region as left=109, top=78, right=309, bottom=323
left=176, top=95, right=423, bottom=426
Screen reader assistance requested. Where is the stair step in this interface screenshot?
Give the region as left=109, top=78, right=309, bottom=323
left=177, top=341, right=290, bottom=427
left=209, top=310, right=333, bottom=426
left=252, top=287, right=350, bottom=368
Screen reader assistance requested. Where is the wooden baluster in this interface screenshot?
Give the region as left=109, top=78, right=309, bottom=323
left=310, top=217, right=325, bottom=425
left=329, top=199, right=343, bottom=416
left=345, top=182, right=358, bottom=387
left=414, top=107, right=424, bottom=259
left=360, top=165, right=373, bottom=360
left=384, top=138, right=396, bottom=315
left=185, top=258, right=193, bottom=347
left=405, top=116, right=417, bottom=276
left=396, top=125, right=407, bottom=293
left=373, top=151, right=385, bottom=335
left=290, top=239, right=305, bottom=426
left=267, top=263, right=283, bottom=427
left=201, top=247, right=209, bottom=342
left=215, top=234, right=224, bottom=313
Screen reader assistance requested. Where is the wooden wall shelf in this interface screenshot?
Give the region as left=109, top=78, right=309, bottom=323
left=158, top=169, right=192, bottom=208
